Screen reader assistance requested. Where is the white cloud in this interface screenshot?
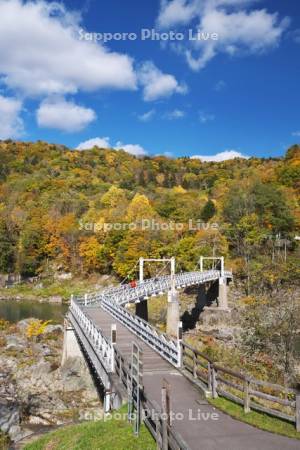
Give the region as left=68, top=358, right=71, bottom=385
left=139, top=108, right=185, bottom=121
left=199, top=111, right=215, bottom=123
left=77, top=137, right=111, bottom=150
left=191, top=150, right=249, bottom=161
left=0, top=95, right=24, bottom=139
left=155, top=151, right=174, bottom=157
left=164, top=109, right=186, bottom=119
left=37, top=98, right=96, bottom=132
left=157, top=0, right=198, bottom=29
left=157, top=0, right=289, bottom=70
left=0, top=0, right=190, bottom=139
left=214, top=80, right=226, bottom=91
left=0, top=0, right=136, bottom=96
left=77, top=137, right=148, bottom=156
left=138, top=61, right=188, bottom=101
left=138, top=109, right=156, bottom=122
left=291, top=29, right=300, bottom=44
left=116, top=141, right=147, bottom=156
left=292, top=131, right=300, bottom=137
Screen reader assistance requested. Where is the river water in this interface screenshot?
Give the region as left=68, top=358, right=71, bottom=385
left=0, top=299, right=299, bottom=355
left=0, top=300, right=68, bottom=324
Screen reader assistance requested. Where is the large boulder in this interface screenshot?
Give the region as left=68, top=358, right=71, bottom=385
left=0, top=404, right=19, bottom=434
left=44, top=324, right=63, bottom=334
left=48, top=296, right=63, bottom=304
left=16, top=318, right=35, bottom=333
left=5, top=335, right=26, bottom=352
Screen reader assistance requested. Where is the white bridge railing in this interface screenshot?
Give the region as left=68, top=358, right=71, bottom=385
left=100, top=295, right=181, bottom=367
left=69, top=297, right=114, bottom=373
left=70, top=294, right=181, bottom=367
left=78, top=269, right=232, bottom=307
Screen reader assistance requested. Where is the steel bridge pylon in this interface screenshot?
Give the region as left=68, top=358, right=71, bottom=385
left=135, top=257, right=180, bottom=337
left=138, top=257, right=180, bottom=336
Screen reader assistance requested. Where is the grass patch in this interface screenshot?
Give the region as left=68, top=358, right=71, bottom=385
left=208, top=396, right=300, bottom=440
left=0, top=281, right=87, bottom=302
left=0, top=277, right=115, bottom=302
left=24, top=406, right=155, bottom=450
left=0, top=431, right=10, bottom=450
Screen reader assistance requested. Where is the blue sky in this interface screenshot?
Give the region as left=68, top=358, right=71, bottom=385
left=0, top=0, right=300, bottom=160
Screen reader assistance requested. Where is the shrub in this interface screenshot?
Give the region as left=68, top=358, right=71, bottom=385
left=26, top=319, right=52, bottom=340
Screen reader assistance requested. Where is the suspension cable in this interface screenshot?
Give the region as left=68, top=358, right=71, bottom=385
left=120, top=260, right=139, bottom=285
left=153, top=260, right=170, bottom=278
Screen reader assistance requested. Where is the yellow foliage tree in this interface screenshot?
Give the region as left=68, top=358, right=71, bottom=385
left=26, top=319, right=52, bottom=340
left=101, top=186, right=126, bottom=208
left=44, top=213, right=78, bottom=268
left=79, top=236, right=104, bottom=272
left=172, top=185, right=186, bottom=194
left=126, top=194, right=155, bottom=222
left=113, top=230, right=162, bottom=278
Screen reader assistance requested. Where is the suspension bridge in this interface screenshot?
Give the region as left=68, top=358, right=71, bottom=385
left=63, top=257, right=300, bottom=450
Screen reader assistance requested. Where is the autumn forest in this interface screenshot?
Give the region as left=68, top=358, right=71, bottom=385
left=0, top=141, right=299, bottom=291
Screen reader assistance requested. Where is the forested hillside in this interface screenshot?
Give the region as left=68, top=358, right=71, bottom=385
left=0, top=140, right=299, bottom=294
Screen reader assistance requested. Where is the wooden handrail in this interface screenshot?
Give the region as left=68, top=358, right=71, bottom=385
left=213, top=364, right=246, bottom=381
left=248, top=377, right=297, bottom=394
left=181, top=342, right=213, bottom=363
left=181, top=340, right=300, bottom=430
left=114, top=343, right=190, bottom=449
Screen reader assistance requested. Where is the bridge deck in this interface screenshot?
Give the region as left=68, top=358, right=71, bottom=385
left=85, top=306, right=300, bottom=450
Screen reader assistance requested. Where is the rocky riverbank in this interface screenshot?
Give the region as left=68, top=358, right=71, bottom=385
left=0, top=318, right=102, bottom=446
left=0, top=274, right=117, bottom=305
left=183, top=282, right=300, bottom=387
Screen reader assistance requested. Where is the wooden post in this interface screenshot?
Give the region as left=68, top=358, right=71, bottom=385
left=193, top=353, right=197, bottom=379
left=127, top=372, right=132, bottom=422
left=177, top=321, right=183, bottom=368
left=211, top=366, right=218, bottom=399
left=163, top=379, right=171, bottom=427
left=207, top=362, right=212, bottom=393
left=111, top=324, right=116, bottom=373
left=181, top=343, right=186, bottom=369
left=155, top=413, right=161, bottom=450
left=296, top=395, right=300, bottom=432
left=161, top=387, right=168, bottom=450
left=244, top=379, right=250, bottom=413
left=119, top=357, right=122, bottom=382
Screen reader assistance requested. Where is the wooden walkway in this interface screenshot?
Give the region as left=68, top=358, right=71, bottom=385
left=85, top=306, right=300, bottom=450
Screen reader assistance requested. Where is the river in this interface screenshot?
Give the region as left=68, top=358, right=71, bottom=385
left=0, top=299, right=68, bottom=324
left=0, top=299, right=299, bottom=355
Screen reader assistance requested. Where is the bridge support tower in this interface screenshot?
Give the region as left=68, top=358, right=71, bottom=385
left=218, top=276, right=229, bottom=310
left=62, top=319, right=83, bottom=365
left=200, top=256, right=230, bottom=311
left=135, top=299, right=149, bottom=322
left=167, top=289, right=180, bottom=337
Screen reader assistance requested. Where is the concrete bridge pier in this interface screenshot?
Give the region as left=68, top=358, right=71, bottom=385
left=218, top=276, right=229, bottom=310
left=135, top=299, right=148, bottom=322
left=62, top=318, right=125, bottom=412
left=104, top=389, right=112, bottom=413
left=61, top=319, right=83, bottom=365
left=167, top=290, right=180, bottom=337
